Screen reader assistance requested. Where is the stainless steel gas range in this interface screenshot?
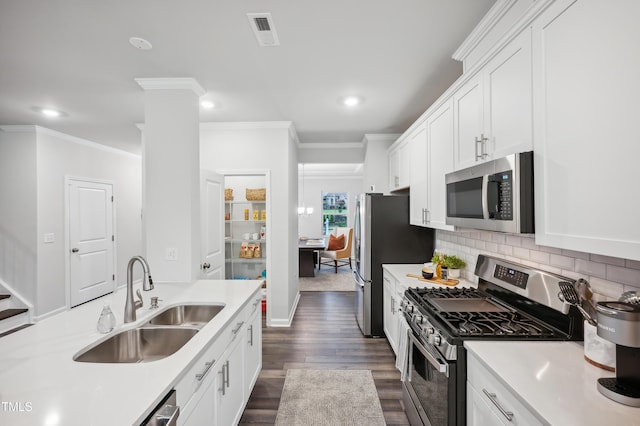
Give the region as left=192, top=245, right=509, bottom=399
left=400, top=254, right=584, bottom=426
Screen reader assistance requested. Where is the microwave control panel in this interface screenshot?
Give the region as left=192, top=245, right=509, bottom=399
left=488, top=170, right=512, bottom=220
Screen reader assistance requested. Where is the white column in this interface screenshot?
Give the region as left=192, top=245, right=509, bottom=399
left=135, top=78, right=204, bottom=283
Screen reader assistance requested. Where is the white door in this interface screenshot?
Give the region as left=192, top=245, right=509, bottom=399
left=68, top=179, right=115, bottom=307
left=201, top=170, right=224, bottom=279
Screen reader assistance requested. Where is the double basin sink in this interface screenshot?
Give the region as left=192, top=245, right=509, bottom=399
left=74, top=304, right=225, bottom=363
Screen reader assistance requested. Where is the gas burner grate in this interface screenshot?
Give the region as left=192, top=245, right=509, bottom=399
left=442, top=311, right=556, bottom=337
left=412, top=286, right=483, bottom=299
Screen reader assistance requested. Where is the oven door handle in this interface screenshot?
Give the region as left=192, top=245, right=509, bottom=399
left=409, top=331, right=449, bottom=377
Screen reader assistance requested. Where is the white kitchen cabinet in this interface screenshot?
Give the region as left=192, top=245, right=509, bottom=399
left=532, top=0, right=640, bottom=261
left=454, top=28, right=533, bottom=170
left=244, top=294, right=263, bottom=395
left=467, top=351, right=543, bottom=426
left=388, top=138, right=410, bottom=191
left=410, top=100, right=455, bottom=230
left=216, top=323, right=246, bottom=426
left=409, top=123, right=429, bottom=227
left=383, top=271, right=399, bottom=354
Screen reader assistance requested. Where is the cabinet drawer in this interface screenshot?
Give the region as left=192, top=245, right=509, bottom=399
left=467, top=353, right=543, bottom=426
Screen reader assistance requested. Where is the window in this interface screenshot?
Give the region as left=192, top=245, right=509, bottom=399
left=322, top=192, right=348, bottom=235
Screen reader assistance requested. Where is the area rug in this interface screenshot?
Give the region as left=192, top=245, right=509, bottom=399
left=298, top=267, right=354, bottom=291
left=275, top=369, right=386, bottom=426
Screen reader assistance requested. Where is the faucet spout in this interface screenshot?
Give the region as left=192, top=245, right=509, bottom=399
left=124, top=256, right=154, bottom=323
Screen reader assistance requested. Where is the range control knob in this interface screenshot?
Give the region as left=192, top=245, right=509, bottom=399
left=426, top=327, right=435, bottom=335
left=433, top=334, right=442, bottom=346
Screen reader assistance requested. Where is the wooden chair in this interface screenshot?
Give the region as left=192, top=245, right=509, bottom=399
left=318, top=227, right=353, bottom=273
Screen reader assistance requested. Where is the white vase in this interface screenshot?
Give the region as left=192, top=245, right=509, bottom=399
left=448, top=269, right=460, bottom=279
left=584, top=320, right=615, bottom=371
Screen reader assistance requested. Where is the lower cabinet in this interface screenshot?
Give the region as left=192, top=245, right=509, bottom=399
left=467, top=352, right=542, bottom=426
left=179, top=288, right=262, bottom=426
left=383, top=270, right=399, bottom=355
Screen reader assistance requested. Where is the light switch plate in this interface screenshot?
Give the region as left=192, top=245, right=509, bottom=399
left=44, top=233, right=55, bottom=243
left=165, top=248, right=178, bottom=261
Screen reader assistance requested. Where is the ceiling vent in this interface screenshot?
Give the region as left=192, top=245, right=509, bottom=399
left=247, top=13, right=280, bottom=46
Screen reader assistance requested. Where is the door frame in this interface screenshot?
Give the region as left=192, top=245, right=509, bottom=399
left=64, top=176, right=117, bottom=309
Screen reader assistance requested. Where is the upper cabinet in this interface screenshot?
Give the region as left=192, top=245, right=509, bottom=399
left=532, top=0, right=640, bottom=260
left=410, top=99, right=455, bottom=230
left=388, top=138, right=410, bottom=191
left=454, top=28, right=533, bottom=170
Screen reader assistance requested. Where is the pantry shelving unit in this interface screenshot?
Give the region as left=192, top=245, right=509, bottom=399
left=224, top=175, right=268, bottom=281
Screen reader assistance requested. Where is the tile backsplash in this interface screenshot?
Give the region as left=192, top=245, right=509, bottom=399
left=435, top=229, right=640, bottom=302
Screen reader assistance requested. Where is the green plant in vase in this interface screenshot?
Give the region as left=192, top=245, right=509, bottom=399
left=443, top=254, right=466, bottom=278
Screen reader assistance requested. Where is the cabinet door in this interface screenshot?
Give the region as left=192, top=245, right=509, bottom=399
left=398, top=141, right=411, bottom=188
left=409, top=123, right=428, bottom=226
left=426, top=99, right=455, bottom=230
left=532, top=0, right=640, bottom=260
left=216, top=327, right=245, bottom=426
left=454, top=74, right=484, bottom=170
left=388, top=147, right=400, bottom=190
left=181, top=371, right=216, bottom=426
left=484, top=28, right=533, bottom=160
left=244, top=299, right=262, bottom=394
left=382, top=273, right=398, bottom=354
left=467, top=382, right=507, bottom=426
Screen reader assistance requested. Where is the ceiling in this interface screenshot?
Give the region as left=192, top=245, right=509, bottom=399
left=0, top=0, right=495, bottom=154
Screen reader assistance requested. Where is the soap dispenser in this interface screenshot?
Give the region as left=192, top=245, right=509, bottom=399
left=97, top=305, right=116, bottom=333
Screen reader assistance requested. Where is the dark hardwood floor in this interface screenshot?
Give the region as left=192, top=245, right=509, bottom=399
left=239, top=291, right=409, bottom=425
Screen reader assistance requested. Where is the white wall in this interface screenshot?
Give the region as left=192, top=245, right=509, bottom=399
left=0, top=126, right=142, bottom=318
left=35, top=127, right=142, bottom=318
left=0, top=127, right=37, bottom=305
left=200, top=122, right=299, bottom=327
left=298, top=175, right=363, bottom=238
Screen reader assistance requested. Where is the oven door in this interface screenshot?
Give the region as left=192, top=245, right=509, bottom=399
left=404, top=332, right=458, bottom=426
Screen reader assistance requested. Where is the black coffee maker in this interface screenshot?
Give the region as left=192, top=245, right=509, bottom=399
left=595, top=301, right=640, bottom=406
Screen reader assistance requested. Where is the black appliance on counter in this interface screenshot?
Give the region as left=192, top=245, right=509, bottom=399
left=400, top=254, right=584, bottom=426
left=353, top=193, right=435, bottom=337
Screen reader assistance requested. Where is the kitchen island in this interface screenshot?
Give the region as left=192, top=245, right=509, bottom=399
left=0, top=279, right=263, bottom=425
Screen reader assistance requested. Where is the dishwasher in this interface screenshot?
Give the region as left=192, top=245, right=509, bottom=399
left=141, top=389, right=180, bottom=426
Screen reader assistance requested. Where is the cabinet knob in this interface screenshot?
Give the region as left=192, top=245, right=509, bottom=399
left=71, top=248, right=79, bottom=253
left=201, top=262, right=211, bottom=270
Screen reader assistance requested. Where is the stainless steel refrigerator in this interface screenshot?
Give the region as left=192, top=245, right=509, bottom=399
left=353, top=193, right=435, bottom=337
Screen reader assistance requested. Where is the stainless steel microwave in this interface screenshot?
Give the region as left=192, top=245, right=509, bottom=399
left=445, top=152, right=534, bottom=233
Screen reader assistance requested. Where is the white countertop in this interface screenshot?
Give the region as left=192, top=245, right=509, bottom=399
left=0, top=279, right=262, bottom=426
left=465, top=341, right=640, bottom=425
left=382, top=263, right=477, bottom=291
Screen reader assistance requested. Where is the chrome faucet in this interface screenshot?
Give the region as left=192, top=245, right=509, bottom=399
left=124, top=256, right=154, bottom=323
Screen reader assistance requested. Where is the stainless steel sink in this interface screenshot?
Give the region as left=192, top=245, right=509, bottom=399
left=74, top=327, right=199, bottom=363
left=146, top=304, right=225, bottom=328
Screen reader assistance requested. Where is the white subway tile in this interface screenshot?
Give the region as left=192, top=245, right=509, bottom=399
left=512, top=247, right=530, bottom=259
left=481, top=231, right=494, bottom=241
left=530, top=250, right=551, bottom=265
left=561, top=249, right=590, bottom=260
left=589, top=277, right=625, bottom=299
left=549, top=254, right=574, bottom=270
left=521, top=237, right=538, bottom=249
left=622, top=284, right=640, bottom=294
left=606, top=265, right=640, bottom=286
left=539, top=245, right=562, bottom=255
left=498, top=244, right=513, bottom=256
left=560, top=270, right=581, bottom=280
left=475, top=240, right=486, bottom=250
left=492, top=233, right=506, bottom=244
left=590, top=254, right=625, bottom=267
left=506, top=235, right=522, bottom=247
left=544, top=265, right=562, bottom=275
left=469, top=231, right=482, bottom=241
left=575, top=259, right=607, bottom=279
left=626, top=259, right=640, bottom=270
left=485, top=242, right=498, bottom=253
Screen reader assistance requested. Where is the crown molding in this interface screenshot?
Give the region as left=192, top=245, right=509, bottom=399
left=0, top=125, right=37, bottom=133
left=298, top=142, right=364, bottom=150
left=134, top=77, right=205, bottom=96
left=200, top=121, right=294, bottom=130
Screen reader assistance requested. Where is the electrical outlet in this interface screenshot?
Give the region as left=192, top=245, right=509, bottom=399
left=165, top=248, right=178, bottom=261
left=44, top=233, right=55, bottom=243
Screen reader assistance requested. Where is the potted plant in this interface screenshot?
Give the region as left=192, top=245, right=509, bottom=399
left=443, top=254, right=466, bottom=278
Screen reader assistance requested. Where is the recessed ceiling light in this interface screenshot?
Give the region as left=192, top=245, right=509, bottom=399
left=342, top=96, right=362, bottom=107
left=201, top=100, right=215, bottom=109
left=129, top=37, right=152, bottom=50
left=32, top=106, right=66, bottom=118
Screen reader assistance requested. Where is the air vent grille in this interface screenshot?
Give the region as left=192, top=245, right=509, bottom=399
left=247, top=13, right=280, bottom=46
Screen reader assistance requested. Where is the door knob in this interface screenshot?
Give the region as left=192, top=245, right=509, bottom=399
left=201, top=262, right=211, bottom=270
left=71, top=248, right=79, bottom=253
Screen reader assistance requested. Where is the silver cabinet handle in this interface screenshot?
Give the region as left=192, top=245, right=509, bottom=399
left=475, top=135, right=482, bottom=161
left=391, top=297, right=395, bottom=314
left=218, top=369, right=225, bottom=396
left=248, top=324, right=254, bottom=346
left=223, top=360, right=230, bottom=388
left=232, top=321, right=244, bottom=337
left=71, top=248, right=79, bottom=253
left=201, top=262, right=211, bottom=270
left=195, top=361, right=214, bottom=382
left=482, top=388, right=514, bottom=421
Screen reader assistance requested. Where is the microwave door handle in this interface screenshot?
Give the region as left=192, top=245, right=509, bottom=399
left=481, top=175, right=490, bottom=219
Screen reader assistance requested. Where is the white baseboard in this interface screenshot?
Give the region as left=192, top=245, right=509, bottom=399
left=267, top=291, right=300, bottom=327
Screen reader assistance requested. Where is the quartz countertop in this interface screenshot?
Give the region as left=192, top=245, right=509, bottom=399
left=0, top=279, right=262, bottom=426
left=382, top=263, right=477, bottom=291
left=465, top=340, right=640, bottom=425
